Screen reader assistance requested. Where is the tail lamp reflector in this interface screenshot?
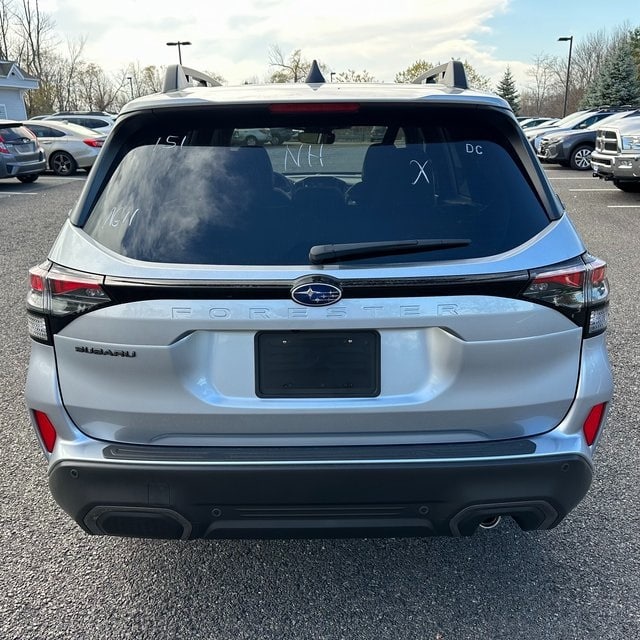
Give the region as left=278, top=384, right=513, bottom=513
left=583, top=403, right=607, bottom=446
left=33, top=410, right=57, bottom=453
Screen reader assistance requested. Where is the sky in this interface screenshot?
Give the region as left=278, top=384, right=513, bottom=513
left=37, top=0, right=639, bottom=88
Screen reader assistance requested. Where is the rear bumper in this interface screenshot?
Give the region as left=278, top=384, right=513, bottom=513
left=0, top=158, right=46, bottom=177
left=49, top=448, right=592, bottom=539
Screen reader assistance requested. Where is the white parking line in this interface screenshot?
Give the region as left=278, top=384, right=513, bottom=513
left=607, top=205, right=640, bottom=208
left=568, top=188, right=618, bottom=192
left=547, top=177, right=596, bottom=180
left=0, top=191, right=38, bottom=196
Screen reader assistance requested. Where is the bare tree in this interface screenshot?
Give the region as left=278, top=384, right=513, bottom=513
left=268, top=45, right=328, bottom=83
left=0, top=0, right=15, bottom=60
left=269, top=46, right=308, bottom=83
left=14, top=0, right=55, bottom=76
left=394, top=59, right=436, bottom=83
left=334, top=69, right=377, bottom=83
left=522, top=53, right=563, bottom=115
left=76, top=62, right=123, bottom=111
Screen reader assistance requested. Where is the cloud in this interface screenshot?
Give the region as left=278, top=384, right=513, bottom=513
left=46, top=0, right=517, bottom=85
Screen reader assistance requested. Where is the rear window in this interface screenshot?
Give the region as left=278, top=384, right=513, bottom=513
left=83, top=106, right=551, bottom=266
left=0, top=125, right=35, bottom=142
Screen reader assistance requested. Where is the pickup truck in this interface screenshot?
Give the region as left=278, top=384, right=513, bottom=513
left=591, top=115, right=640, bottom=192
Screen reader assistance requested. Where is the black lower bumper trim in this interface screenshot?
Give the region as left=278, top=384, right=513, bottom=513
left=49, top=454, right=592, bottom=540
left=103, top=439, right=536, bottom=462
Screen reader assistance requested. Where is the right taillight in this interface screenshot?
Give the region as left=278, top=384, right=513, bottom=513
left=27, top=262, right=112, bottom=344
left=521, top=256, right=609, bottom=337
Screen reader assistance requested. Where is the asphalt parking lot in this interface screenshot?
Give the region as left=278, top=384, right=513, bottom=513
left=0, top=168, right=638, bottom=640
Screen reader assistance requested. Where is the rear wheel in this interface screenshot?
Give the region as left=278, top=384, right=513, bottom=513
left=613, top=180, right=640, bottom=193
left=17, top=174, right=39, bottom=184
left=570, top=145, right=593, bottom=171
left=50, top=151, right=77, bottom=176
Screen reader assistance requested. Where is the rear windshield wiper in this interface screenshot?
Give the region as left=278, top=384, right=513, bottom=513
left=309, top=239, right=471, bottom=264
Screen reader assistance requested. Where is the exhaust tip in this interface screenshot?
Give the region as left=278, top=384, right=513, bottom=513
left=479, top=515, right=502, bottom=530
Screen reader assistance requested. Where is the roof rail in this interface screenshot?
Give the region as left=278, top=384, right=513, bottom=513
left=412, top=60, right=468, bottom=90
left=163, top=64, right=222, bottom=93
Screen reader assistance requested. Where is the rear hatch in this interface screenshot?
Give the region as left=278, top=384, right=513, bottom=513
left=38, top=102, right=595, bottom=446
left=0, top=123, right=40, bottom=164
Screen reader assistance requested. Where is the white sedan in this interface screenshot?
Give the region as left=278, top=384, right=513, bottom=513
left=23, top=120, right=106, bottom=176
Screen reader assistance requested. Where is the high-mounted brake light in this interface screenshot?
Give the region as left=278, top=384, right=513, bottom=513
left=26, top=262, right=112, bottom=344
left=522, top=257, right=609, bottom=337
left=269, top=103, right=360, bottom=114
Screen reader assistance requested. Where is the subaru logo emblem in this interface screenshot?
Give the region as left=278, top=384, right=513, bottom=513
left=291, top=278, right=342, bottom=306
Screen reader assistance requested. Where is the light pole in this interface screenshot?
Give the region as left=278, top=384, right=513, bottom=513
left=166, top=40, right=192, bottom=65
left=558, top=36, right=573, bottom=117
left=126, top=75, right=134, bottom=100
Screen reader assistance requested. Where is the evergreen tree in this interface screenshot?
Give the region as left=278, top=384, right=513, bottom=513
left=630, top=27, right=640, bottom=71
left=496, top=66, right=521, bottom=114
left=581, top=39, right=640, bottom=107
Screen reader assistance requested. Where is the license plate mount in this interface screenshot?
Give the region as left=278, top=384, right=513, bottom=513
left=255, top=330, right=380, bottom=398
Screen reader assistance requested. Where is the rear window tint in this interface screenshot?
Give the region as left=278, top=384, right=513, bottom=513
left=0, top=126, right=34, bottom=142
left=83, top=108, right=551, bottom=266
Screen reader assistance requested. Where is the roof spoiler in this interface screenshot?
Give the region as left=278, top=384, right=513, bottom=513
left=163, top=64, right=222, bottom=92
left=412, top=60, right=468, bottom=90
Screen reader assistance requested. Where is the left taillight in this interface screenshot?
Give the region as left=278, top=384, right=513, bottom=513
left=27, top=262, right=112, bottom=344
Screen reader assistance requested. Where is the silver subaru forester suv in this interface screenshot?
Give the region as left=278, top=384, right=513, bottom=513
left=25, top=62, right=613, bottom=540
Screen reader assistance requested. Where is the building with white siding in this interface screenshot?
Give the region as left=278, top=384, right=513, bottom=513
left=0, top=61, right=39, bottom=120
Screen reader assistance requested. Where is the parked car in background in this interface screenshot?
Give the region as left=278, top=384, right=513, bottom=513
left=0, top=119, right=46, bottom=183
left=370, top=126, right=386, bottom=141
left=44, top=112, right=115, bottom=134
left=269, top=128, right=296, bottom=145
left=24, top=120, right=106, bottom=176
left=591, top=115, right=640, bottom=192
left=231, top=128, right=272, bottom=146
left=520, top=117, right=558, bottom=130
left=525, top=107, right=631, bottom=154
left=537, top=110, right=640, bottom=170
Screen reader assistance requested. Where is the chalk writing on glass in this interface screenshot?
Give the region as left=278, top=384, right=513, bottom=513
left=102, top=206, right=140, bottom=229
left=284, top=144, right=324, bottom=171
left=154, top=135, right=188, bottom=149
left=410, top=159, right=431, bottom=185
left=465, top=143, right=484, bottom=155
